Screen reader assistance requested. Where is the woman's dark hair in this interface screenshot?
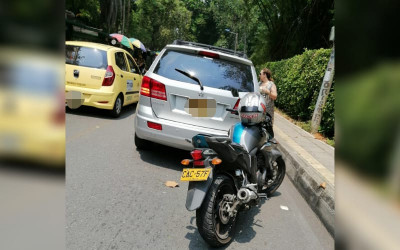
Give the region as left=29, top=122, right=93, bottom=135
left=262, top=68, right=274, bottom=82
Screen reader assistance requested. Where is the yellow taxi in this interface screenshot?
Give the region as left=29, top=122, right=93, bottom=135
left=0, top=48, right=65, bottom=167
left=65, top=41, right=143, bottom=117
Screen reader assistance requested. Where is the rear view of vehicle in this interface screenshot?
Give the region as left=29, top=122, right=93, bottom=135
left=65, top=41, right=142, bottom=117
left=134, top=40, right=258, bottom=150
left=0, top=48, right=65, bottom=167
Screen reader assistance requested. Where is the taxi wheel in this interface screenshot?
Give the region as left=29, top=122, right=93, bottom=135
left=111, top=95, right=123, bottom=118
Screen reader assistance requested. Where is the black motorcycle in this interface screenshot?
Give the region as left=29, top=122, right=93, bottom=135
left=180, top=110, right=286, bottom=247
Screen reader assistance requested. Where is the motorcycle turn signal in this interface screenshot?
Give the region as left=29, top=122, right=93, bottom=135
left=211, top=158, right=222, bottom=165
left=181, top=159, right=192, bottom=165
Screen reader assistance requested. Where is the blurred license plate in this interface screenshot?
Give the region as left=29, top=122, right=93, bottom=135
left=181, top=168, right=211, bottom=181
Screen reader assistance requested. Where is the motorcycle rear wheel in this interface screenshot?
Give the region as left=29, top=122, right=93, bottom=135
left=196, top=175, right=237, bottom=247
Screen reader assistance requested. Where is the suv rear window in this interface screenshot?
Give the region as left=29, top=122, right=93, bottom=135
left=154, top=50, right=254, bottom=92
left=66, top=45, right=107, bottom=69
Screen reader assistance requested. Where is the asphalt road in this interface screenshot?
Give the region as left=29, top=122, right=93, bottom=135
left=66, top=104, right=333, bottom=250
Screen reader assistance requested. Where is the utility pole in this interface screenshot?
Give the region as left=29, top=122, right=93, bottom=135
left=311, top=27, right=335, bottom=134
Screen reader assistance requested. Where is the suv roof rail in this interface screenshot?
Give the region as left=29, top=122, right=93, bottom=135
left=172, top=40, right=247, bottom=59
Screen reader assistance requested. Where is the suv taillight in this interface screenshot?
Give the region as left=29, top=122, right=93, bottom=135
left=102, top=65, right=115, bottom=86
left=198, top=51, right=220, bottom=59
left=140, top=76, right=167, bottom=101
left=140, top=76, right=151, bottom=97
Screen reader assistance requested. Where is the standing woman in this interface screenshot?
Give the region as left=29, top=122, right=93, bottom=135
left=259, top=68, right=278, bottom=124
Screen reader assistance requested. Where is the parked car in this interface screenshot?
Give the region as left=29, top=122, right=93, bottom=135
left=0, top=48, right=65, bottom=166
left=134, top=40, right=258, bottom=150
left=65, top=41, right=143, bottom=117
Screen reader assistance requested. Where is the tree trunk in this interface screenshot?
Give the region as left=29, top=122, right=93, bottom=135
left=111, top=0, right=118, bottom=32
left=122, top=0, right=125, bottom=34
left=126, top=0, right=131, bottom=34
left=119, top=0, right=123, bottom=32
left=107, top=0, right=114, bottom=33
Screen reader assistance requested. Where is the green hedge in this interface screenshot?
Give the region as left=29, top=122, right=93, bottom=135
left=257, top=48, right=334, bottom=138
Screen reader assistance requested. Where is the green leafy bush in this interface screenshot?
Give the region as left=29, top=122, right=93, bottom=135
left=257, top=48, right=334, bottom=138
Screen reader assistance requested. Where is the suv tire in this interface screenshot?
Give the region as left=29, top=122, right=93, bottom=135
left=135, top=133, right=152, bottom=150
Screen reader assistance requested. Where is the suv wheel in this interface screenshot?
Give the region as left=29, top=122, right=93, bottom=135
left=111, top=95, right=123, bottom=118
left=135, top=133, right=152, bottom=150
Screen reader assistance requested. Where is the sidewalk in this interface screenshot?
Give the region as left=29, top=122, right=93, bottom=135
left=274, top=113, right=335, bottom=235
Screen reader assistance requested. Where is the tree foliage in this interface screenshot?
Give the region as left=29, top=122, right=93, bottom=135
left=66, top=0, right=333, bottom=61
left=130, top=0, right=193, bottom=51
left=66, top=0, right=132, bottom=34
left=258, top=48, right=334, bottom=137
left=249, top=0, right=334, bottom=64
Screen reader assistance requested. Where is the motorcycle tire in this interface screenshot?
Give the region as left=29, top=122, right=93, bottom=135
left=264, top=156, right=286, bottom=196
left=196, top=175, right=237, bottom=247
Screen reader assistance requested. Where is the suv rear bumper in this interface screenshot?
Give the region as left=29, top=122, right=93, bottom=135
left=134, top=103, right=228, bottom=151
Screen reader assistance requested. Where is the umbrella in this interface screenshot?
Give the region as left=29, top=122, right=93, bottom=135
left=109, top=33, right=133, bottom=50
left=129, top=38, right=146, bottom=52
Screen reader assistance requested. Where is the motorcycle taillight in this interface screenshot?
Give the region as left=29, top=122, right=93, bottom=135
left=190, top=149, right=203, bottom=160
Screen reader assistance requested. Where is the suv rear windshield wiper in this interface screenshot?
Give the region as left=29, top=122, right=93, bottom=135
left=175, top=68, right=204, bottom=91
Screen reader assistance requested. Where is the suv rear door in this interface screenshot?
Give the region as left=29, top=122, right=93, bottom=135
left=148, top=47, right=256, bottom=131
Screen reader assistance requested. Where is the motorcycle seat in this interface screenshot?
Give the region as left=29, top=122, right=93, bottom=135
left=208, top=136, right=232, bottom=143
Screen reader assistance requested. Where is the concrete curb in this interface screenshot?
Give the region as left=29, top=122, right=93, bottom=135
left=277, top=142, right=335, bottom=236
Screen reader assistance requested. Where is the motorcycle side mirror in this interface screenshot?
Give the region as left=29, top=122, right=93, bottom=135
left=231, top=88, right=239, bottom=97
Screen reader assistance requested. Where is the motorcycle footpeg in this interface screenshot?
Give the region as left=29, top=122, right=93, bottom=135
left=258, top=193, right=268, bottom=199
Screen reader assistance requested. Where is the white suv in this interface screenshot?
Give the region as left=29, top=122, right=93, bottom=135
left=134, top=40, right=259, bottom=150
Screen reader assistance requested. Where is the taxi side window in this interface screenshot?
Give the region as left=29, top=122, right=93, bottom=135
left=126, top=54, right=140, bottom=74
left=115, top=52, right=128, bottom=72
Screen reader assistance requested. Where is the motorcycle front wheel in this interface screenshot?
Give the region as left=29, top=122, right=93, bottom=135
left=196, top=175, right=237, bottom=247
left=264, top=156, right=286, bottom=196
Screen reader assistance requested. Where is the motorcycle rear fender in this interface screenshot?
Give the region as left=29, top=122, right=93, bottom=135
left=185, top=168, right=214, bottom=211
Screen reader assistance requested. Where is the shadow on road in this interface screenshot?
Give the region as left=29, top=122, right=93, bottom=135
left=184, top=216, right=213, bottom=249
left=233, top=199, right=266, bottom=244
left=137, top=144, right=190, bottom=172
left=270, top=191, right=282, bottom=198
left=66, top=103, right=137, bottom=120
left=0, top=158, right=65, bottom=179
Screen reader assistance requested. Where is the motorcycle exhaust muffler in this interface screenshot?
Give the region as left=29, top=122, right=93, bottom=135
left=237, top=188, right=257, bottom=203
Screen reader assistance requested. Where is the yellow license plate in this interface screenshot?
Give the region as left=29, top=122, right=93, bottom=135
left=180, top=168, right=211, bottom=181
